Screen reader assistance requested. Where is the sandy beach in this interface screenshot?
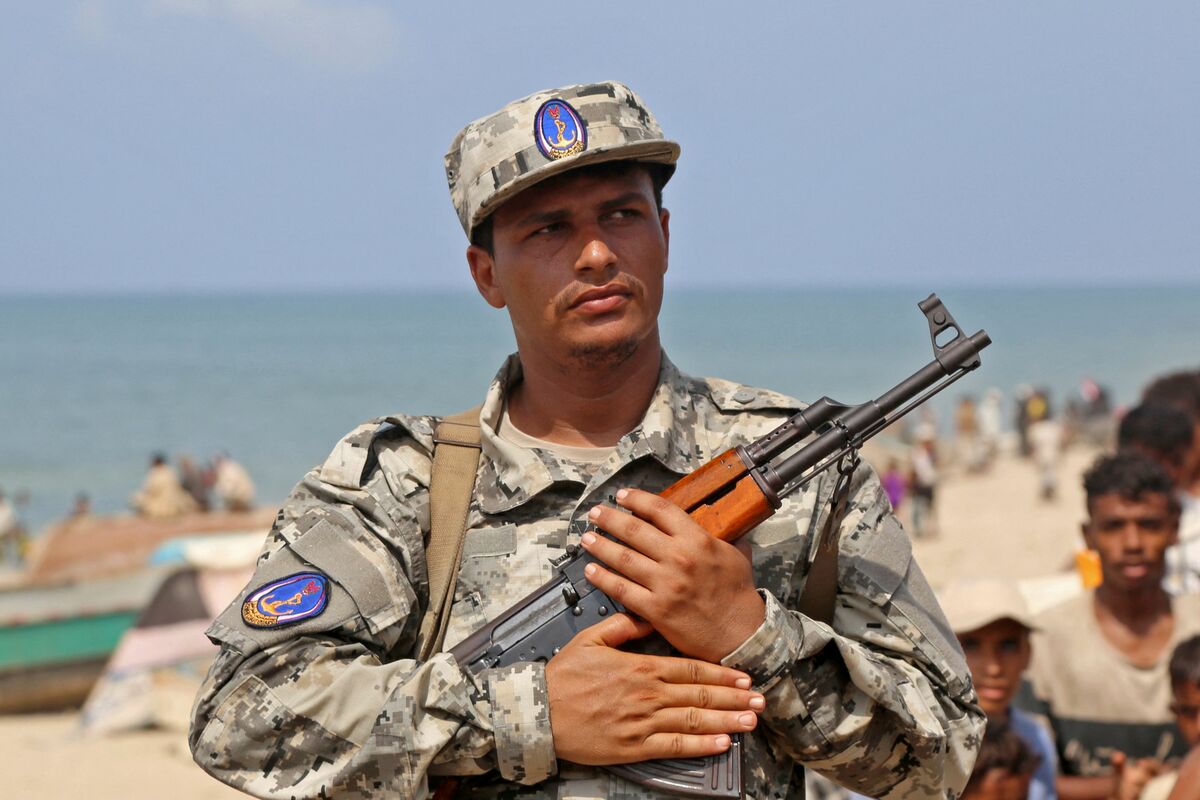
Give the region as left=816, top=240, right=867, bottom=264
left=4, top=445, right=1099, bottom=799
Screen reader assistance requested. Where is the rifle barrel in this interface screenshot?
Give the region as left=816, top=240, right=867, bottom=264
left=760, top=329, right=990, bottom=493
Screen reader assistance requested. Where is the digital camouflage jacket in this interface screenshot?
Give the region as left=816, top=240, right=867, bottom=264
left=190, top=354, right=983, bottom=799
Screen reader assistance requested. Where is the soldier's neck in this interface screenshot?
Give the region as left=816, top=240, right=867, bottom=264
left=508, top=337, right=662, bottom=448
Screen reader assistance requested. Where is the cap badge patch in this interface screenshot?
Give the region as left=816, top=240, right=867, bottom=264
left=534, top=99, right=586, bottom=160
left=242, top=572, right=329, bottom=629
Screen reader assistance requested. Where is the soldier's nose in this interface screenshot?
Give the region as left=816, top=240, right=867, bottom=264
left=575, top=238, right=617, bottom=272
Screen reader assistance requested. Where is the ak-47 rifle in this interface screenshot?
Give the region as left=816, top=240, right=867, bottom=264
left=446, top=294, right=991, bottom=798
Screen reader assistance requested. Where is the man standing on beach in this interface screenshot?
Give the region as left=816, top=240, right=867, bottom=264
left=1118, top=402, right=1200, bottom=594
left=1142, top=372, right=1200, bottom=593
left=189, top=81, right=982, bottom=798
left=1021, top=451, right=1200, bottom=799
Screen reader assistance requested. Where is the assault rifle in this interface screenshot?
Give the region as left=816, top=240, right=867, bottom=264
left=447, top=294, right=991, bottom=798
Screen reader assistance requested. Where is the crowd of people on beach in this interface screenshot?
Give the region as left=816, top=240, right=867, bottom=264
left=128, top=451, right=256, bottom=519
left=878, top=376, right=1117, bottom=540
left=0, top=451, right=256, bottom=568
left=820, top=367, right=1200, bottom=800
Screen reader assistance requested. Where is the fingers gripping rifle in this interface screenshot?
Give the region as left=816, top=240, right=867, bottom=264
left=444, top=295, right=991, bottom=798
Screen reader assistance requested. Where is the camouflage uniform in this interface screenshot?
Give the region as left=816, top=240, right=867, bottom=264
left=190, top=354, right=983, bottom=799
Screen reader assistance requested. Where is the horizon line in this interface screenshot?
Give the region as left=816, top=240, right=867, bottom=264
left=3, top=280, right=1200, bottom=299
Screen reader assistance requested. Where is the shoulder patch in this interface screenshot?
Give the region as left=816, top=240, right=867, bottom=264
left=241, top=572, right=330, bottom=629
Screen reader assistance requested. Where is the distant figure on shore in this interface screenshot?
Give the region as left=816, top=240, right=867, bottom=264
left=979, top=388, right=1003, bottom=469
left=1118, top=402, right=1198, bottom=594
left=881, top=459, right=907, bottom=512
left=955, top=395, right=984, bottom=473
left=0, top=487, right=26, bottom=566
left=177, top=455, right=211, bottom=512
left=130, top=453, right=199, bottom=519
left=212, top=454, right=255, bottom=512
left=1073, top=377, right=1113, bottom=448
left=68, top=493, right=92, bottom=519
left=1027, top=395, right=1061, bottom=501
left=909, top=432, right=938, bottom=538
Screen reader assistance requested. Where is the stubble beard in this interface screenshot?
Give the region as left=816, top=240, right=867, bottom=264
left=554, top=273, right=654, bottom=372
left=567, top=335, right=642, bottom=371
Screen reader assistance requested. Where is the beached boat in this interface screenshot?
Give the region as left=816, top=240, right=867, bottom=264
left=22, top=508, right=275, bottom=585
left=0, top=510, right=272, bottom=714
left=0, top=568, right=171, bottom=713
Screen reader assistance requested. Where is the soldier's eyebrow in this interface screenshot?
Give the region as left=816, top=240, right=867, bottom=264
left=598, top=192, right=649, bottom=211
left=514, top=208, right=569, bottom=229
left=513, top=191, right=650, bottom=229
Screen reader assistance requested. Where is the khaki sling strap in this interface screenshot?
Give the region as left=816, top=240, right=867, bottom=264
left=795, top=453, right=858, bottom=626
left=418, top=406, right=483, bottom=662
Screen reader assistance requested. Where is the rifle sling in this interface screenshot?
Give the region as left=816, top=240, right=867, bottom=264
left=418, top=406, right=483, bottom=662
left=795, top=463, right=855, bottom=626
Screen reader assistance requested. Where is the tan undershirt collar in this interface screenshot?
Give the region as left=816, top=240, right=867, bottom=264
left=498, top=406, right=616, bottom=466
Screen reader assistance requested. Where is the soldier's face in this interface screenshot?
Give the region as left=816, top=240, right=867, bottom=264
left=467, top=166, right=669, bottom=370
left=1082, top=492, right=1178, bottom=593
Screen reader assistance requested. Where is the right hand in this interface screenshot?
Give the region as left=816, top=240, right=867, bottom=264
left=1109, top=751, right=1165, bottom=800
left=544, top=612, right=765, bottom=766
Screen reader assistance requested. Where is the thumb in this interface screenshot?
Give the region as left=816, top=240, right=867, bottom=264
left=581, top=612, right=655, bottom=648
left=1111, top=750, right=1127, bottom=777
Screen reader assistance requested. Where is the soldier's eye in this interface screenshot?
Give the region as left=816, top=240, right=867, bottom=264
left=532, top=222, right=563, bottom=237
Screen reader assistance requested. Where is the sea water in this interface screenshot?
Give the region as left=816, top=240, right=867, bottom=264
left=1, top=287, right=1197, bottom=532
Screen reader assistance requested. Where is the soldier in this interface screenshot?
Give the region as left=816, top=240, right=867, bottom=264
left=190, top=81, right=983, bottom=799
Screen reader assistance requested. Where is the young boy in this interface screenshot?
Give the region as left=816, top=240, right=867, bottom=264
left=939, top=578, right=1058, bottom=800
left=963, top=723, right=1042, bottom=800
left=1139, top=635, right=1200, bottom=800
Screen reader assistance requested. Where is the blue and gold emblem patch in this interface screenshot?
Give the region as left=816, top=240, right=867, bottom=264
left=241, top=572, right=329, bottom=629
left=533, top=98, right=586, bottom=160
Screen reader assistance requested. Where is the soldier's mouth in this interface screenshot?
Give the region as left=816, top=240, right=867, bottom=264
left=570, top=284, right=632, bottom=314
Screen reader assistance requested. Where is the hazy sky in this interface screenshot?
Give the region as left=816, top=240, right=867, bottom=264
left=2, top=2, right=1197, bottom=293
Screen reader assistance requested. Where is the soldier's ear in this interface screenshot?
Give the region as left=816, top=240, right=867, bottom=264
left=659, top=208, right=670, bottom=275
left=467, top=245, right=506, bottom=309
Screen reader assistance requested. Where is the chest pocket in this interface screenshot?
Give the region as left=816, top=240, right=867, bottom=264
left=442, top=521, right=571, bottom=651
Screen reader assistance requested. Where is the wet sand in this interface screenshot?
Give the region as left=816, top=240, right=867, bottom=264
left=3, top=445, right=1097, bottom=799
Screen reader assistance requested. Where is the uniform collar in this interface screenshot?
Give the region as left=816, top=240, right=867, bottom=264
left=475, top=351, right=707, bottom=514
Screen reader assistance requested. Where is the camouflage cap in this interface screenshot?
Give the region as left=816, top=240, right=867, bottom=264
left=445, top=81, right=680, bottom=237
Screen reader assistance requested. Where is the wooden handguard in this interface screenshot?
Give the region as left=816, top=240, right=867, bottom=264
left=685, top=475, right=774, bottom=542
left=660, top=449, right=749, bottom=511
left=660, top=449, right=773, bottom=543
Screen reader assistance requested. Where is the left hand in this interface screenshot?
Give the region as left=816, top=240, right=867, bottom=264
left=580, top=488, right=766, bottom=663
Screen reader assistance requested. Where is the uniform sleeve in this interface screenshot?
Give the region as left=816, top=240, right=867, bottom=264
left=721, top=463, right=984, bottom=799
left=189, top=429, right=557, bottom=799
